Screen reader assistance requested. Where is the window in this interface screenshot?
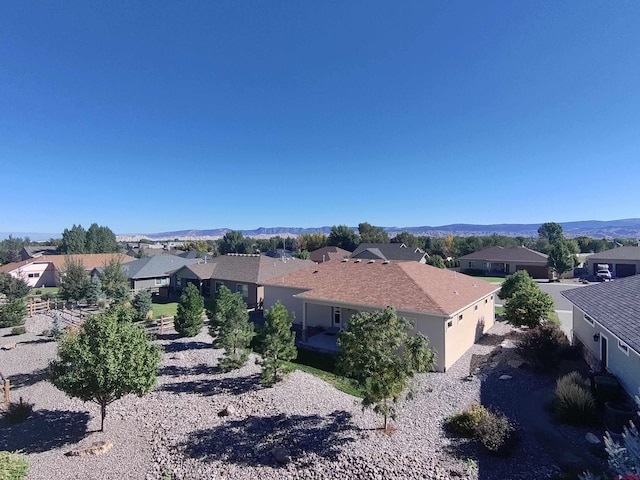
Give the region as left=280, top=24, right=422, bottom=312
left=584, top=314, right=594, bottom=326
left=490, top=295, right=493, bottom=300
left=474, top=305, right=478, bottom=311
left=28, top=273, right=40, bottom=278
left=458, top=314, right=463, bottom=323
left=155, top=277, right=168, bottom=286
left=485, top=298, right=488, bottom=304
left=332, top=307, right=342, bottom=325
left=447, top=320, right=453, bottom=329
left=236, top=284, right=248, bottom=299
left=469, top=261, right=477, bottom=269
left=618, top=340, right=629, bottom=355
left=215, top=281, right=224, bottom=293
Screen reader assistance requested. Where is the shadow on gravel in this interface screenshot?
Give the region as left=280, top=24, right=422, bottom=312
left=183, top=410, right=358, bottom=467
left=160, top=363, right=213, bottom=377
left=163, top=341, right=211, bottom=354
left=9, top=367, right=50, bottom=389
left=0, top=409, right=90, bottom=453
left=18, top=337, right=55, bottom=345
left=163, top=373, right=262, bottom=396
left=155, top=333, right=180, bottom=342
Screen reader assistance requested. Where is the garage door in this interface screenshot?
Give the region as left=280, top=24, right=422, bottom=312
left=615, top=263, right=636, bottom=278
left=516, top=265, right=548, bottom=279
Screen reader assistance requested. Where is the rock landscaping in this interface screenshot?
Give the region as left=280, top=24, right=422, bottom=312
left=0, top=315, right=607, bottom=479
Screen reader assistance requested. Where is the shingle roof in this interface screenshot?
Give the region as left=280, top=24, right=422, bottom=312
left=122, top=255, right=199, bottom=279
left=265, top=259, right=499, bottom=316
left=0, top=254, right=135, bottom=273
left=309, top=246, right=351, bottom=263
left=175, top=254, right=315, bottom=284
left=459, top=246, right=548, bottom=264
left=589, top=246, right=640, bottom=261
left=350, top=243, right=426, bottom=262
left=562, top=275, right=640, bottom=354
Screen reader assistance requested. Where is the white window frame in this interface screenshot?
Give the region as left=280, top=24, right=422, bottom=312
left=618, top=340, right=630, bottom=356
left=155, top=277, right=168, bottom=286
left=332, top=306, right=342, bottom=326
left=584, top=314, right=594, bottom=326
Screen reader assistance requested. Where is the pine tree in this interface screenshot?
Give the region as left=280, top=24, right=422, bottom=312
left=174, top=283, right=204, bottom=337
left=131, top=290, right=153, bottom=322
left=208, top=286, right=255, bottom=371
left=259, top=302, right=297, bottom=385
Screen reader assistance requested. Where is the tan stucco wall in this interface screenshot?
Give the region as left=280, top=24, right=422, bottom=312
left=572, top=306, right=640, bottom=396
left=11, top=262, right=57, bottom=288
left=263, top=285, right=307, bottom=322
left=444, top=292, right=496, bottom=371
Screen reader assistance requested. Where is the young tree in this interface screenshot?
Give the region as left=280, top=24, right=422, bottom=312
left=49, top=311, right=161, bottom=431
left=85, top=276, right=105, bottom=306
left=98, top=258, right=129, bottom=303
left=547, top=238, right=576, bottom=279
left=0, top=298, right=27, bottom=328
left=503, top=283, right=555, bottom=328
left=498, top=270, right=537, bottom=301
left=0, top=235, right=30, bottom=264
left=131, top=290, right=153, bottom=322
left=174, top=283, right=204, bottom=337
left=327, top=225, right=360, bottom=252
left=258, top=301, right=297, bottom=385
left=337, top=307, right=437, bottom=430
left=0, top=272, right=30, bottom=301
left=428, top=255, right=447, bottom=269
left=208, top=286, right=255, bottom=371
left=358, top=222, right=390, bottom=244
left=58, top=258, right=90, bottom=303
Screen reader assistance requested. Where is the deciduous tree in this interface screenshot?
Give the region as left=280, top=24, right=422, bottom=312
left=98, top=258, right=129, bottom=303
left=498, top=270, right=537, bottom=301
left=58, top=258, right=89, bottom=303
left=337, top=307, right=436, bottom=430
left=503, top=283, right=555, bottom=328
left=49, top=311, right=161, bottom=431
left=59, top=225, right=87, bottom=254
left=208, top=286, right=255, bottom=371
left=85, top=223, right=120, bottom=253
left=327, top=225, right=360, bottom=252
left=258, top=301, right=296, bottom=385
left=358, top=222, right=389, bottom=244
left=547, top=239, right=576, bottom=279
left=174, top=283, right=204, bottom=337
left=218, top=230, right=245, bottom=255
left=391, top=232, right=422, bottom=250
left=0, top=272, right=30, bottom=301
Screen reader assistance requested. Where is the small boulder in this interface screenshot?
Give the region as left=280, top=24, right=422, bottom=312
left=218, top=404, right=237, bottom=417
left=66, top=441, right=113, bottom=457
left=1, top=343, right=17, bottom=351
left=271, top=447, right=291, bottom=465
left=499, top=374, right=512, bottom=380
left=586, top=432, right=601, bottom=444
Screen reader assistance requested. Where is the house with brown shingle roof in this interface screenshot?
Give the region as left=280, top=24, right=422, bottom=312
left=309, top=246, right=351, bottom=264
left=172, top=254, right=315, bottom=308
left=458, top=246, right=550, bottom=279
left=263, top=259, right=500, bottom=371
left=0, top=254, right=135, bottom=288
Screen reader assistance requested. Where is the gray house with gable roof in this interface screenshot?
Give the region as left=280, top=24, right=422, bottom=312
left=350, top=243, right=428, bottom=263
left=562, top=275, right=640, bottom=396
left=587, top=245, right=640, bottom=278
left=117, top=255, right=199, bottom=293
left=459, top=246, right=551, bottom=279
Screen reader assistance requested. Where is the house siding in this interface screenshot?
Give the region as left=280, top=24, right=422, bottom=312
left=444, top=293, right=496, bottom=371
left=263, top=285, right=308, bottom=322
left=572, top=306, right=640, bottom=397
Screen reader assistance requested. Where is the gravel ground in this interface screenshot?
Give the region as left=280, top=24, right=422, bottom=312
left=0, top=315, right=566, bottom=480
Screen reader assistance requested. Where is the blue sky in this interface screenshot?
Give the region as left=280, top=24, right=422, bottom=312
left=2, top=1, right=639, bottom=235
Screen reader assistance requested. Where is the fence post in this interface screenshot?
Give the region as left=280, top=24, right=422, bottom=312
left=159, top=316, right=164, bottom=335
left=3, top=380, right=9, bottom=410
left=46, top=299, right=50, bottom=311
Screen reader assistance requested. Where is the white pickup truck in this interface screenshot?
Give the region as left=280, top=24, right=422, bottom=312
left=596, top=264, right=612, bottom=281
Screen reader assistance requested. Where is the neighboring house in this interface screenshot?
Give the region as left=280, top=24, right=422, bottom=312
left=562, top=275, right=640, bottom=396
left=263, top=259, right=499, bottom=372
left=116, top=255, right=199, bottom=293
left=350, top=243, right=428, bottom=263
left=126, top=248, right=183, bottom=258
left=0, top=254, right=135, bottom=288
left=586, top=246, right=640, bottom=278
left=458, top=246, right=550, bottom=279
left=263, top=249, right=296, bottom=260
left=20, top=246, right=58, bottom=261
left=309, top=246, right=351, bottom=264
left=172, top=254, right=315, bottom=307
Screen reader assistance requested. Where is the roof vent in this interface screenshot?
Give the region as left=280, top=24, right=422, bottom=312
left=368, top=259, right=375, bottom=264
left=454, top=290, right=459, bottom=296
left=341, top=258, right=348, bottom=263
left=382, top=260, right=390, bottom=265
left=313, top=270, right=319, bottom=274
left=354, top=259, right=362, bottom=263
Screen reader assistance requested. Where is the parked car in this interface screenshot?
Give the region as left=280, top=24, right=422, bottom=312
left=596, top=269, right=612, bottom=281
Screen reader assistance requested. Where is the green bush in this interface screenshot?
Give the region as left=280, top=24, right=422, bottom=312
left=475, top=411, right=519, bottom=456
left=552, top=371, right=595, bottom=425
left=0, top=451, right=29, bottom=480
left=4, top=397, right=33, bottom=425
left=516, top=322, right=570, bottom=372
left=445, top=404, right=519, bottom=456
left=445, top=404, right=490, bottom=437
left=34, top=290, right=42, bottom=295
left=10, top=326, right=26, bottom=336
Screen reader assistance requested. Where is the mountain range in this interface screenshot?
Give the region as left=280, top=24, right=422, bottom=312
left=129, top=218, right=640, bottom=241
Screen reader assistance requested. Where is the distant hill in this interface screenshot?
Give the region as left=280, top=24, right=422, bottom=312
left=127, top=218, right=640, bottom=241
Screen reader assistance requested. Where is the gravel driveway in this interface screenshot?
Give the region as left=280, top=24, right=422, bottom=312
left=0, top=315, right=566, bottom=480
